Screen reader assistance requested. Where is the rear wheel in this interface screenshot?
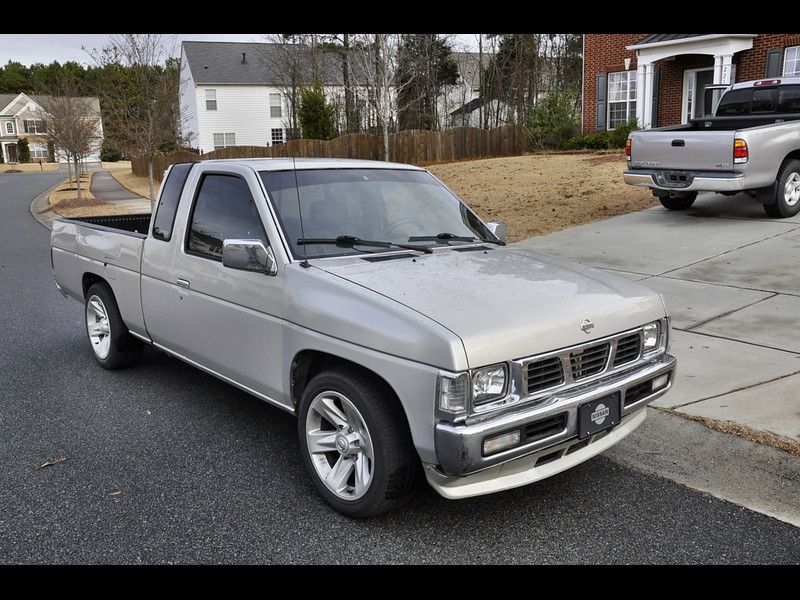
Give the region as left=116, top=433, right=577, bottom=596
left=297, top=367, right=418, bottom=518
left=85, top=283, right=143, bottom=369
left=763, top=159, right=800, bottom=218
left=658, top=191, right=697, bottom=211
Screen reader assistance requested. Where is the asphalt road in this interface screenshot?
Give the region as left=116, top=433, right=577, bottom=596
left=1, top=172, right=798, bottom=564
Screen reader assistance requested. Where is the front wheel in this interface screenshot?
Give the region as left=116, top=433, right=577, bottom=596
left=658, top=192, right=697, bottom=211
left=297, top=367, right=418, bottom=518
left=763, top=159, right=800, bottom=218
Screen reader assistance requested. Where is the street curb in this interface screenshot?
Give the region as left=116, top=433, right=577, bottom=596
left=29, top=176, right=68, bottom=231
left=606, top=408, right=800, bottom=528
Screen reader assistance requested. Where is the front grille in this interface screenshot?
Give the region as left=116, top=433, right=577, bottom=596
left=526, top=356, right=564, bottom=394
left=570, top=343, right=610, bottom=380
left=517, top=325, right=658, bottom=403
left=522, top=412, right=567, bottom=444
left=614, top=333, right=641, bottom=366
left=624, top=380, right=652, bottom=406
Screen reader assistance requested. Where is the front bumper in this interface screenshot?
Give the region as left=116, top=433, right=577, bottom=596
left=428, top=354, right=675, bottom=498
left=624, top=169, right=746, bottom=192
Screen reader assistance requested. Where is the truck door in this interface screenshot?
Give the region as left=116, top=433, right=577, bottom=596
left=163, top=166, right=287, bottom=408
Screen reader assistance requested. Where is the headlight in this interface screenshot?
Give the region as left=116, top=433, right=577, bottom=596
left=472, top=364, right=507, bottom=406
left=642, top=321, right=661, bottom=352
left=436, top=371, right=470, bottom=414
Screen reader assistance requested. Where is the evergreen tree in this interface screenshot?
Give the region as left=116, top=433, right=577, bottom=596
left=298, top=82, right=336, bottom=140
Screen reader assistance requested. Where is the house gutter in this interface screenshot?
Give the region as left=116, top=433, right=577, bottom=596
left=580, top=34, right=586, bottom=134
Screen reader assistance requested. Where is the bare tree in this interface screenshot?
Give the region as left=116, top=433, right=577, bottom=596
left=348, top=34, right=415, bottom=161
left=85, top=34, right=185, bottom=203
left=39, top=80, right=99, bottom=200
left=259, top=34, right=329, bottom=139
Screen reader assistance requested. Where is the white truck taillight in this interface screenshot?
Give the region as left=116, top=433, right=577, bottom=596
left=734, top=139, right=749, bottom=164
left=625, top=138, right=632, bottom=161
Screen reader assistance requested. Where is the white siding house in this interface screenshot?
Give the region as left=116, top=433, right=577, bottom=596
left=180, top=41, right=308, bottom=153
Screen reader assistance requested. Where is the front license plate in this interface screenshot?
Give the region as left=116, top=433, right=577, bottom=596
left=577, top=393, right=621, bottom=439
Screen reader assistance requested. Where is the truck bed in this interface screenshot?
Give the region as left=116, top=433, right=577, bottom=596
left=66, top=213, right=152, bottom=236
left=51, top=214, right=151, bottom=338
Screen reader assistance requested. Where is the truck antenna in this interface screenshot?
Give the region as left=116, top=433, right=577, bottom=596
left=292, top=155, right=310, bottom=268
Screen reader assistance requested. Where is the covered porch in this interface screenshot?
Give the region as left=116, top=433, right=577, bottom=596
left=627, top=34, right=757, bottom=128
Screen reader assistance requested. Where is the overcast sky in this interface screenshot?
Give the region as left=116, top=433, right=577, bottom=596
left=0, top=34, right=481, bottom=66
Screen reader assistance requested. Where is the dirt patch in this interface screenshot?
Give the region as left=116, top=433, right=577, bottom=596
left=584, top=152, right=627, bottom=166
left=673, top=411, right=800, bottom=456
left=0, top=162, right=59, bottom=173
left=429, top=152, right=657, bottom=242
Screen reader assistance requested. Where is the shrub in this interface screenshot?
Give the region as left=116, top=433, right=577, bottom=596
left=16, top=138, right=30, bottom=163
left=100, top=139, right=123, bottom=162
left=525, top=90, right=579, bottom=150
left=299, top=82, right=336, bottom=140
left=609, top=117, right=638, bottom=148
left=563, top=118, right=639, bottom=151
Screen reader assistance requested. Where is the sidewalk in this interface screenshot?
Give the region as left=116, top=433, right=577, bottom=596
left=90, top=170, right=151, bottom=213
left=516, top=191, right=800, bottom=455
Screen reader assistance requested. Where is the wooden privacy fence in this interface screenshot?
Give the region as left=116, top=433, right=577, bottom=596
left=131, top=125, right=528, bottom=178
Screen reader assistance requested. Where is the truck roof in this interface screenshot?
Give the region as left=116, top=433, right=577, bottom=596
left=729, top=76, right=800, bottom=90
left=193, top=157, right=427, bottom=172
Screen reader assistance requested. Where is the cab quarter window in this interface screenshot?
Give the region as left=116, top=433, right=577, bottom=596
left=188, top=174, right=268, bottom=260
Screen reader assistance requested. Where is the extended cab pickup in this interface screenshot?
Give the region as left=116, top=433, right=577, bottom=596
left=51, top=158, right=676, bottom=517
left=624, top=78, right=800, bottom=217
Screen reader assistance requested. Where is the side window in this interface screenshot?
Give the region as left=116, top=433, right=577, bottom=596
left=187, top=174, right=268, bottom=260
left=715, top=89, right=753, bottom=116
left=751, top=88, right=777, bottom=113
left=152, top=162, right=194, bottom=241
left=777, top=85, right=800, bottom=113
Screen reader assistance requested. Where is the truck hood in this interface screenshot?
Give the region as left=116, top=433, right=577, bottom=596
left=315, top=246, right=667, bottom=368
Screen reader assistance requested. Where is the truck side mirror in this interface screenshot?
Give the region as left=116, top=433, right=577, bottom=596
left=486, top=221, right=507, bottom=243
left=222, top=239, right=278, bottom=276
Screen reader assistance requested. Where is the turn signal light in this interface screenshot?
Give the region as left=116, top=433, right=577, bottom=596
left=625, top=138, right=632, bottom=160
left=733, top=139, right=748, bottom=164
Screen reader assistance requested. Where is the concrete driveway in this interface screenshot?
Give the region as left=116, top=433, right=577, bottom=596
left=517, top=192, right=800, bottom=448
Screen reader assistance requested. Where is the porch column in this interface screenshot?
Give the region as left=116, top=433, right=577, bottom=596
left=713, top=55, right=723, bottom=84
left=719, top=54, right=733, bottom=84
left=635, top=61, right=648, bottom=129
left=641, top=62, right=654, bottom=129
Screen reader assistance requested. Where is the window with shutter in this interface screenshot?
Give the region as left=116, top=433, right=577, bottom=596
left=765, top=48, right=783, bottom=78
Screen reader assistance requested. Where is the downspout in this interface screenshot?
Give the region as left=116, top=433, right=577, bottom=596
left=580, top=34, right=585, bottom=134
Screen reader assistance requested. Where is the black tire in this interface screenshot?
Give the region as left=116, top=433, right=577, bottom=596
left=763, top=159, right=800, bottom=218
left=297, top=366, right=418, bottom=518
left=85, top=282, right=143, bottom=369
left=658, top=192, right=697, bottom=211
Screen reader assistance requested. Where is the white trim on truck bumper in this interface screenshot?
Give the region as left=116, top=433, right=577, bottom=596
left=624, top=169, right=746, bottom=192
left=426, top=354, right=676, bottom=499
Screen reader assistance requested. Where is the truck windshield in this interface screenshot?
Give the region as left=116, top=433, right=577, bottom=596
left=260, top=168, right=493, bottom=259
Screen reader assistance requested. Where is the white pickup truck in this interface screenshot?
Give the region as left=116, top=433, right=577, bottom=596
left=51, top=158, right=676, bottom=517
left=625, top=77, right=800, bottom=217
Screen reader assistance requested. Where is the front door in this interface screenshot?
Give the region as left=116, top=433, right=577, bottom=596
left=693, top=70, right=714, bottom=118
left=5, top=143, right=17, bottom=163
left=167, top=169, right=287, bottom=406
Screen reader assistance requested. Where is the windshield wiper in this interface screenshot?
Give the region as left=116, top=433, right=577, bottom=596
left=408, top=232, right=506, bottom=246
left=297, top=235, right=433, bottom=254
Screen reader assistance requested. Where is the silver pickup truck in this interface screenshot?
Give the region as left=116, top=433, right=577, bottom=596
left=51, top=158, right=676, bottom=517
left=625, top=77, right=800, bottom=217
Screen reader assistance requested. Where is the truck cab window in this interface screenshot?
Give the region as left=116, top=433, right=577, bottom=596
left=188, top=174, right=268, bottom=260
left=152, top=162, right=194, bottom=241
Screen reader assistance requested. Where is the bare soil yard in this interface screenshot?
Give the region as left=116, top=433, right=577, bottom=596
left=99, top=152, right=655, bottom=240
left=428, top=152, right=657, bottom=242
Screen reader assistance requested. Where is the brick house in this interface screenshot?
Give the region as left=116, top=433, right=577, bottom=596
left=582, top=34, right=800, bottom=133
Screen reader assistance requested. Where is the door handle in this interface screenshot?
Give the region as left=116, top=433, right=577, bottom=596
left=176, top=278, right=190, bottom=289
